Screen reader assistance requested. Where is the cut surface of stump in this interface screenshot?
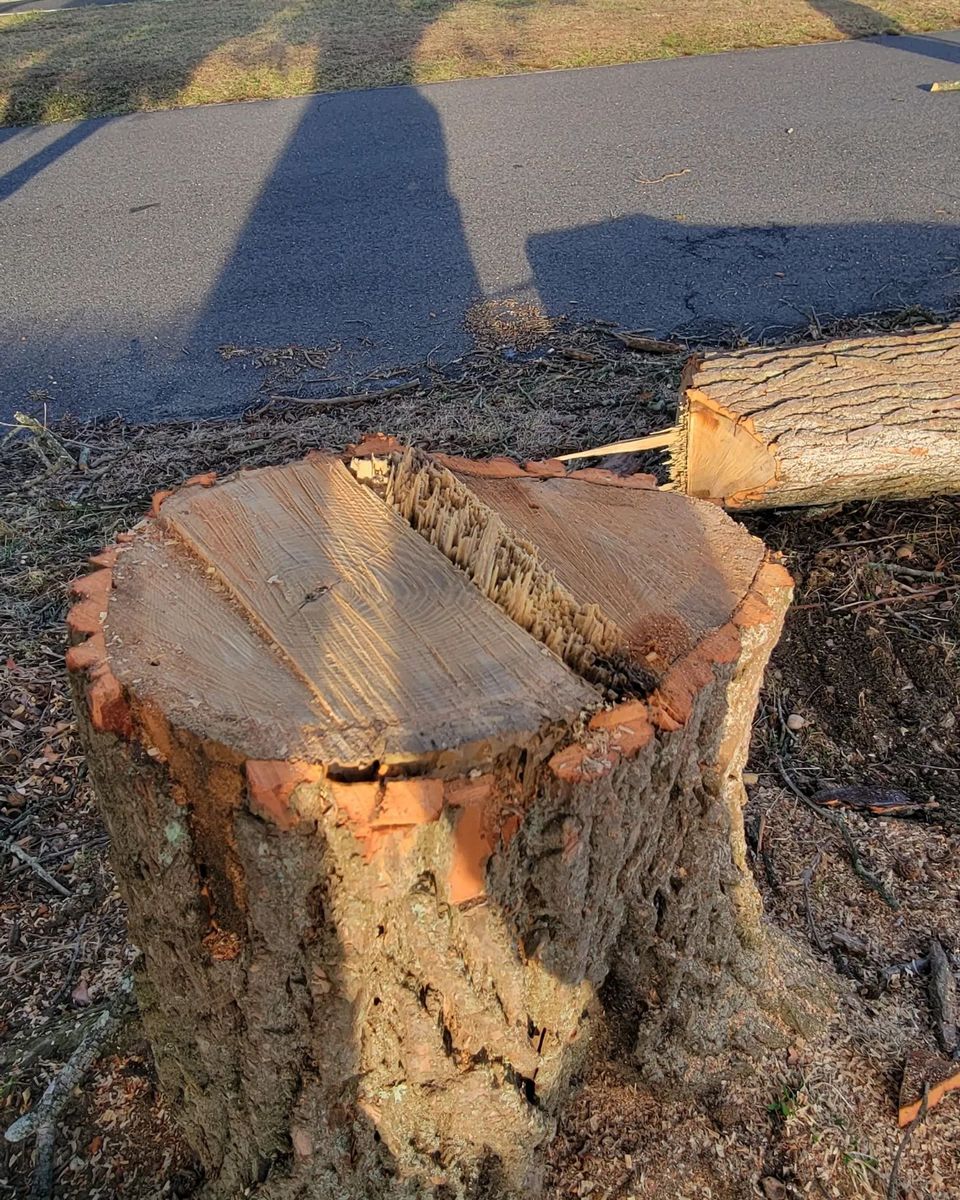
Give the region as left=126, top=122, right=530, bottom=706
left=69, top=445, right=825, bottom=1200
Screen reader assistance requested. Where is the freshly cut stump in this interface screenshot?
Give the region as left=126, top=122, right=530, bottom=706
left=69, top=445, right=823, bottom=1200
left=676, top=321, right=960, bottom=509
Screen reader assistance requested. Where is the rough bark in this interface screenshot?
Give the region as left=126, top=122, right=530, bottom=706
left=674, top=321, right=960, bottom=509
left=68, top=446, right=826, bottom=1200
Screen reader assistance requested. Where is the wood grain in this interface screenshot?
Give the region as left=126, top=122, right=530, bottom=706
left=139, top=456, right=593, bottom=765
left=458, top=473, right=764, bottom=672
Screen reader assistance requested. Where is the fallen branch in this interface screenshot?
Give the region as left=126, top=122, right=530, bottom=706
left=567, top=321, right=960, bottom=510
left=3, top=839, right=72, bottom=899
left=887, top=1084, right=928, bottom=1200
left=928, top=938, right=958, bottom=1054
left=5, top=1008, right=118, bottom=1145
left=5, top=975, right=133, bottom=1197
left=773, top=759, right=899, bottom=910
left=266, top=380, right=419, bottom=409
left=30, top=1122, right=55, bottom=1200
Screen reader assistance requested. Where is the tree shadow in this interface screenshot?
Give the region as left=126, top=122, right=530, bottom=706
left=807, top=1, right=960, bottom=64
left=527, top=214, right=960, bottom=342
left=0, top=0, right=483, bottom=420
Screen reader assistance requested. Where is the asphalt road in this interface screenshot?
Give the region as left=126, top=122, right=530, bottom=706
left=2, top=31, right=959, bottom=423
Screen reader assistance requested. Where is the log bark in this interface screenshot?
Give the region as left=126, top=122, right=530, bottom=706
left=675, top=322, right=960, bottom=510
left=68, top=445, right=826, bottom=1200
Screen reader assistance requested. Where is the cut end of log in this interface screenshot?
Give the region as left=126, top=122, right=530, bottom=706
left=675, top=323, right=960, bottom=510
left=672, top=363, right=779, bottom=506
left=899, top=1050, right=960, bottom=1126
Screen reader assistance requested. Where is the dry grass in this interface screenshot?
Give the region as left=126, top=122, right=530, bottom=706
left=2, top=0, right=960, bottom=125
left=2, top=322, right=959, bottom=1197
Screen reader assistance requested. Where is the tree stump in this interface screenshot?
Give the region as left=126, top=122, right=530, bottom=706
left=68, top=444, right=824, bottom=1200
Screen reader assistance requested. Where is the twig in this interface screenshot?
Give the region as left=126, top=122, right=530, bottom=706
left=801, top=852, right=828, bottom=951
left=610, top=331, right=684, bottom=354
left=773, top=759, right=899, bottom=909
left=886, top=1084, right=928, bottom=1200
left=635, top=168, right=691, bottom=185
left=833, top=585, right=945, bottom=612
left=870, top=561, right=952, bottom=582
left=3, top=839, right=72, bottom=898
left=9, top=413, right=75, bottom=469
left=48, top=915, right=87, bottom=1011
left=266, top=380, right=419, bottom=409
left=755, top=799, right=783, bottom=895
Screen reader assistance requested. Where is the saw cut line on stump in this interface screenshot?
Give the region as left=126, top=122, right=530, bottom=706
left=68, top=442, right=827, bottom=1200
left=561, top=320, right=960, bottom=510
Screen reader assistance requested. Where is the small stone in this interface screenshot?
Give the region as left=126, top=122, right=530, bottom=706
left=742, top=771, right=759, bottom=786
left=71, top=978, right=92, bottom=1007
left=761, top=1178, right=788, bottom=1200
left=786, top=713, right=806, bottom=732
left=291, top=1127, right=313, bottom=1159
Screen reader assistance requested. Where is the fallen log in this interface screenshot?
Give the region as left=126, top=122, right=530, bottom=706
left=68, top=445, right=825, bottom=1199
left=561, top=321, right=960, bottom=510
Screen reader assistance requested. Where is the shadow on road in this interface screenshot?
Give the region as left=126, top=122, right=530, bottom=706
left=178, top=85, right=483, bottom=414
left=0, top=118, right=102, bottom=200
left=527, top=214, right=960, bottom=344
left=0, top=0, right=121, bottom=12
left=809, top=1, right=960, bottom=64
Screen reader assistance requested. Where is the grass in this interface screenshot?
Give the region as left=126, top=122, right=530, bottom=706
left=1, top=0, right=960, bottom=125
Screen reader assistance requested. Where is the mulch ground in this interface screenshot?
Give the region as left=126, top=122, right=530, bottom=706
left=2, top=317, right=958, bottom=1199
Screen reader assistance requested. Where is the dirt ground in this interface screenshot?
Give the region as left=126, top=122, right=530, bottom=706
left=2, top=319, right=958, bottom=1199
